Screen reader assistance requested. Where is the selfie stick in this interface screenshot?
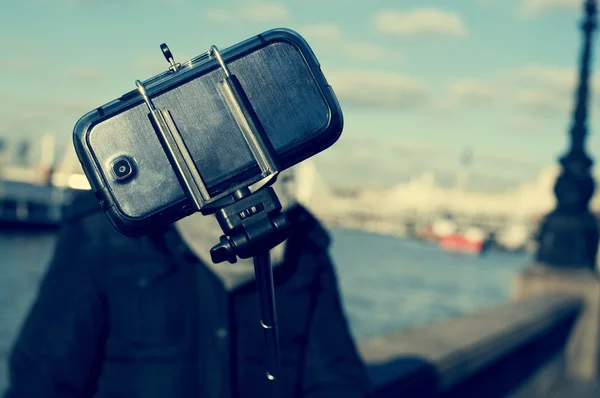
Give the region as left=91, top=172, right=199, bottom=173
left=135, top=44, right=288, bottom=387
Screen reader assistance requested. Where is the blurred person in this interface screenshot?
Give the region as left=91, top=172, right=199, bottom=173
left=3, top=168, right=371, bottom=398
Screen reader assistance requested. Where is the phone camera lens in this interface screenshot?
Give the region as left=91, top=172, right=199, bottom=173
left=111, top=157, right=135, bottom=181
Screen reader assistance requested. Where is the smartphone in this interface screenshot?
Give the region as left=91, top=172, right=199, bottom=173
left=73, top=28, right=343, bottom=236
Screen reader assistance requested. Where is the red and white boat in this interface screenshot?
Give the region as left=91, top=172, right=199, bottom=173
left=428, top=147, right=489, bottom=254
left=438, top=227, right=486, bottom=254
left=431, top=218, right=487, bottom=255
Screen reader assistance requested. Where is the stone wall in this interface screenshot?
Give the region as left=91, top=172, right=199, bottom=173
left=358, top=294, right=582, bottom=397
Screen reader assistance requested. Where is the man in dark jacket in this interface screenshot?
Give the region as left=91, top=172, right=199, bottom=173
left=3, top=172, right=371, bottom=398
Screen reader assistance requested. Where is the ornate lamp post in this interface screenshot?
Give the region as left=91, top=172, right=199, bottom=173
left=535, top=0, right=600, bottom=271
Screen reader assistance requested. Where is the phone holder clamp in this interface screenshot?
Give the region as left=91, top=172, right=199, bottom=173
left=135, top=44, right=287, bottom=387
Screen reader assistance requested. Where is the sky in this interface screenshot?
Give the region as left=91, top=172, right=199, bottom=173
left=0, top=0, right=598, bottom=190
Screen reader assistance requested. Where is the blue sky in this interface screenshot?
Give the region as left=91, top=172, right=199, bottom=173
left=0, top=0, right=597, bottom=189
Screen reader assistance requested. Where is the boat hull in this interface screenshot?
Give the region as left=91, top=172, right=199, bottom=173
left=439, top=234, right=484, bottom=254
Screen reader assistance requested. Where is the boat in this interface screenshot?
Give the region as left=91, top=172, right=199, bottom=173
left=438, top=226, right=487, bottom=255
left=431, top=148, right=489, bottom=255
left=429, top=215, right=488, bottom=255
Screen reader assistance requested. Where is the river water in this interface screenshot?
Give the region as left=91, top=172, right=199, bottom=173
left=0, top=227, right=530, bottom=391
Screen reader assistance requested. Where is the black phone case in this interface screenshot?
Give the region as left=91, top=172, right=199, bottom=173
left=73, top=28, right=343, bottom=236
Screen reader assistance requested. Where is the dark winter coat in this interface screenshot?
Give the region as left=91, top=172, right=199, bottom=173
left=4, top=190, right=371, bottom=398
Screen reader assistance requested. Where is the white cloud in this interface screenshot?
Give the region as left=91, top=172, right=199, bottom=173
left=242, top=3, right=289, bottom=22
left=514, top=89, right=571, bottom=113
left=504, top=64, right=600, bottom=115
left=507, top=117, right=544, bottom=133
left=298, top=24, right=398, bottom=62
left=431, top=78, right=498, bottom=113
left=447, top=79, right=497, bottom=104
left=375, top=8, right=468, bottom=38
left=517, top=64, right=600, bottom=93
left=326, top=69, right=429, bottom=109
left=514, top=64, right=578, bottom=92
left=431, top=63, right=599, bottom=117
left=204, top=2, right=289, bottom=23
left=519, top=0, right=581, bottom=17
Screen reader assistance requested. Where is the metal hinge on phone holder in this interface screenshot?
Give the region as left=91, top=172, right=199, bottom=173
left=135, top=44, right=287, bottom=387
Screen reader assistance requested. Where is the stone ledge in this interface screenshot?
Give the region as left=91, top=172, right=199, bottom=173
left=358, top=294, right=582, bottom=396
left=512, top=264, right=600, bottom=381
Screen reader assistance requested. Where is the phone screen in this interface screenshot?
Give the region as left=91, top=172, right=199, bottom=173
left=88, top=39, right=334, bottom=219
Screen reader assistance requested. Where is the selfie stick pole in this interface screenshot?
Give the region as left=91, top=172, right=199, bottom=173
left=253, top=251, right=279, bottom=381
left=136, top=44, right=287, bottom=390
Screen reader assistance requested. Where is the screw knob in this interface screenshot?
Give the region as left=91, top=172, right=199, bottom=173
left=210, top=235, right=237, bottom=264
